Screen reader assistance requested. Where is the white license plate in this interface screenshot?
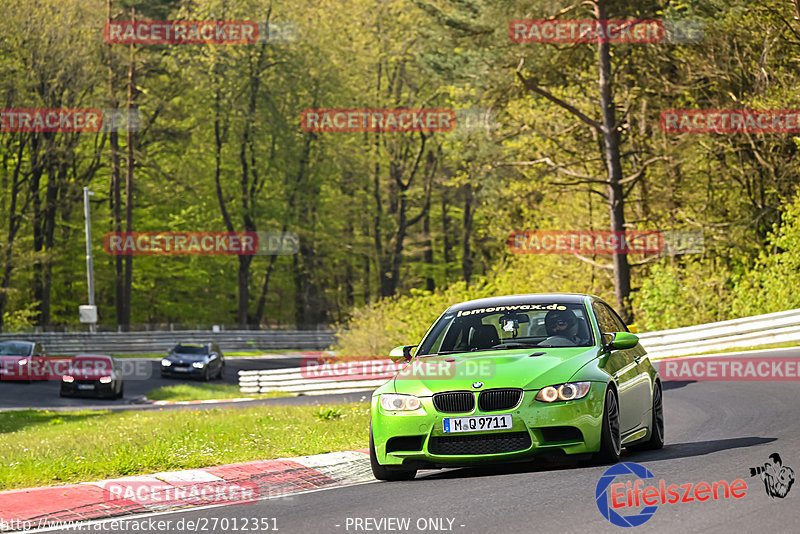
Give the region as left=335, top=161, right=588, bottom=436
left=173, top=367, right=190, bottom=372
left=443, top=414, right=513, bottom=433
left=77, top=384, right=95, bottom=390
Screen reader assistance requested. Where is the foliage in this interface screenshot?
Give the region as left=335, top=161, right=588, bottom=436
left=1, top=0, right=799, bottom=337
left=731, top=195, right=800, bottom=316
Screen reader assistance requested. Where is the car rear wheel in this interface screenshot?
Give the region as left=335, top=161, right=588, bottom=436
left=638, top=381, right=664, bottom=450
left=369, top=426, right=417, bottom=481
left=593, top=387, right=621, bottom=464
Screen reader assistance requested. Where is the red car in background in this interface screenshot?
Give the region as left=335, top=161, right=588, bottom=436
left=60, top=354, right=124, bottom=400
left=0, top=341, right=47, bottom=383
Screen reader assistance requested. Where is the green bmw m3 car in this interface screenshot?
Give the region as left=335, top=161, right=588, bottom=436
left=370, top=293, right=664, bottom=481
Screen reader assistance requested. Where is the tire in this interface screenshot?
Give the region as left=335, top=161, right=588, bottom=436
left=638, top=381, right=664, bottom=450
left=116, top=382, right=125, bottom=399
left=593, top=386, right=622, bottom=464
left=369, top=426, right=417, bottom=481
left=202, top=367, right=210, bottom=382
left=216, top=364, right=225, bottom=380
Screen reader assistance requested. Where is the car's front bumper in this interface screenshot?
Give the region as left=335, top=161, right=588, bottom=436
left=60, top=381, right=116, bottom=397
left=161, top=365, right=207, bottom=378
left=371, top=383, right=605, bottom=468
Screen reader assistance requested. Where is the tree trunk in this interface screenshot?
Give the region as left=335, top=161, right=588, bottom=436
left=595, top=0, right=632, bottom=322
left=423, top=208, right=434, bottom=292
left=122, top=6, right=136, bottom=330
left=30, top=138, right=44, bottom=324
left=107, top=0, right=124, bottom=327
left=462, top=183, right=474, bottom=286
left=0, top=137, right=26, bottom=331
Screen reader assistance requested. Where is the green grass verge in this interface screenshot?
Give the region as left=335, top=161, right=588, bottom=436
left=146, top=383, right=291, bottom=402
left=0, top=403, right=369, bottom=491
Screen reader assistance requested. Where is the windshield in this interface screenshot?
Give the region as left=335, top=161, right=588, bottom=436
left=171, top=344, right=209, bottom=355
left=0, top=342, right=33, bottom=356
left=417, top=302, right=595, bottom=355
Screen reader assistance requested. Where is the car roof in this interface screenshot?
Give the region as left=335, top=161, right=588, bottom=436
left=0, top=340, right=34, bottom=345
left=446, top=293, right=599, bottom=312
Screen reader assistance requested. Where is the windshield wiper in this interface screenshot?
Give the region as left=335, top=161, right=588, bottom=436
left=483, top=342, right=540, bottom=351
left=423, top=343, right=541, bottom=356
left=418, top=350, right=462, bottom=357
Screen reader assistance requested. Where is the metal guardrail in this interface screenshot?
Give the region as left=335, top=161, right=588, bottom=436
left=0, top=330, right=337, bottom=355
left=239, top=360, right=401, bottom=396
left=637, top=308, right=800, bottom=359
left=237, top=308, right=800, bottom=395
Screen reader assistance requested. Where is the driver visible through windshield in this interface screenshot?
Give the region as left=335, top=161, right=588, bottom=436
left=417, top=302, right=594, bottom=355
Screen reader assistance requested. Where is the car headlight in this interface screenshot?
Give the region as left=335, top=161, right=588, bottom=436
left=161, top=360, right=172, bottom=367
left=380, top=394, right=422, bottom=411
left=18, top=359, right=28, bottom=365
left=99, top=376, right=112, bottom=384
left=62, top=375, right=74, bottom=383
left=192, top=361, right=206, bottom=368
left=536, top=382, right=592, bottom=402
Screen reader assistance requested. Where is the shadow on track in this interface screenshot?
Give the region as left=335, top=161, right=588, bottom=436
left=628, top=436, right=777, bottom=463
left=662, top=380, right=696, bottom=391
left=413, top=436, right=776, bottom=482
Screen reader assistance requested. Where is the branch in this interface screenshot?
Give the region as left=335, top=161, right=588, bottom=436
left=515, top=59, right=603, bottom=132
left=497, top=157, right=607, bottom=184
left=629, top=254, right=666, bottom=267
left=618, top=156, right=670, bottom=185
left=570, top=252, right=614, bottom=270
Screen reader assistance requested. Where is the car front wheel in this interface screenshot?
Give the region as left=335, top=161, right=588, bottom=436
left=369, top=426, right=417, bottom=481
left=593, top=386, right=621, bottom=464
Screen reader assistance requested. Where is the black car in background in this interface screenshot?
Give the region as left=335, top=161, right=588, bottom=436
left=161, top=342, right=224, bottom=381
left=0, top=341, right=47, bottom=382
left=60, top=354, right=124, bottom=399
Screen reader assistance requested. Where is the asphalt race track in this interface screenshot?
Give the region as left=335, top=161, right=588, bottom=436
left=33, top=348, right=800, bottom=534
left=0, top=356, right=309, bottom=410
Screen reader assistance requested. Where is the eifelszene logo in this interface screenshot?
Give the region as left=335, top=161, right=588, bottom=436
left=595, top=462, right=748, bottom=527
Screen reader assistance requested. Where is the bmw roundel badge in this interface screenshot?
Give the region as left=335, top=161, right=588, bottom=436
left=472, top=381, right=484, bottom=389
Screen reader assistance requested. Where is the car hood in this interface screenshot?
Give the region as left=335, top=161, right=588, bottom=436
left=390, top=347, right=602, bottom=396
left=166, top=354, right=207, bottom=362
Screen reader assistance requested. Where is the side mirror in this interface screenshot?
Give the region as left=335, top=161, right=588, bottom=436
left=389, top=345, right=417, bottom=362
left=627, top=324, right=638, bottom=334
left=605, top=332, right=639, bottom=350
